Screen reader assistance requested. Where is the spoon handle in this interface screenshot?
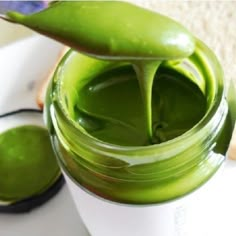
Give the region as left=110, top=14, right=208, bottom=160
left=0, top=13, right=8, bottom=20
left=0, top=13, right=14, bottom=23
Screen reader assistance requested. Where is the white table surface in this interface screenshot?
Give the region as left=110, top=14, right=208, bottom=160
left=0, top=186, right=89, bottom=236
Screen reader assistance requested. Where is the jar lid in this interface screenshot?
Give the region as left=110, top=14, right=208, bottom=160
left=0, top=109, right=63, bottom=213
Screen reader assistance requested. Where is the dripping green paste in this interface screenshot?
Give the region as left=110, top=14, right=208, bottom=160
left=74, top=65, right=206, bottom=146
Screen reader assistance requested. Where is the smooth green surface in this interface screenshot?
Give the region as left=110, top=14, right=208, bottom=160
left=0, top=125, right=60, bottom=202
left=75, top=65, right=207, bottom=146
left=6, top=1, right=195, bottom=60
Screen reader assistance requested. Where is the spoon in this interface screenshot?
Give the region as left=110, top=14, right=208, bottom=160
left=1, top=1, right=195, bottom=60
left=0, top=13, right=11, bottom=21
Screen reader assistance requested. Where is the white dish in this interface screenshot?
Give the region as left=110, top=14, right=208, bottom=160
left=0, top=36, right=89, bottom=236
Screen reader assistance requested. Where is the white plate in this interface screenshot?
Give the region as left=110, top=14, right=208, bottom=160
left=0, top=36, right=89, bottom=236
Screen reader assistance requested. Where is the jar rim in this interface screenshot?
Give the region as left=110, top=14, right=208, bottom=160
left=51, top=38, right=225, bottom=155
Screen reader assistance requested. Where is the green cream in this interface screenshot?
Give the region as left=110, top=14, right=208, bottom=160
left=5, top=1, right=196, bottom=142
left=6, top=1, right=195, bottom=60
left=75, top=65, right=206, bottom=146
left=0, top=125, right=60, bottom=202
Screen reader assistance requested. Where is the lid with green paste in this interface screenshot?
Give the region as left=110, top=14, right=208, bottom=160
left=0, top=110, right=63, bottom=213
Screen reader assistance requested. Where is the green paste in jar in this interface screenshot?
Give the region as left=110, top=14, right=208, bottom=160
left=3, top=1, right=232, bottom=204
left=75, top=65, right=206, bottom=146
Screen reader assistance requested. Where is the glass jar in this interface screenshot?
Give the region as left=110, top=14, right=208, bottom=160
left=45, top=39, right=233, bottom=235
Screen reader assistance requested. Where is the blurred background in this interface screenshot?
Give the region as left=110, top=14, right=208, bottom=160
left=0, top=1, right=48, bottom=46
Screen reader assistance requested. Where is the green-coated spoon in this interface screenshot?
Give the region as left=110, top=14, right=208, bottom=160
left=2, top=1, right=195, bottom=60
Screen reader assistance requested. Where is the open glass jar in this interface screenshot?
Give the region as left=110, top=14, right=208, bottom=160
left=45, top=39, right=233, bottom=235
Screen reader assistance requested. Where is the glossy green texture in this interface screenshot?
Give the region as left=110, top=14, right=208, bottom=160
left=47, top=46, right=231, bottom=204
left=76, top=65, right=207, bottom=146
left=133, top=61, right=162, bottom=141
left=0, top=125, right=60, bottom=202
left=6, top=1, right=195, bottom=60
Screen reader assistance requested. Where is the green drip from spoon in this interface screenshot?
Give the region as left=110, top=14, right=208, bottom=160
left=133, top=61, right=162, bottom=143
